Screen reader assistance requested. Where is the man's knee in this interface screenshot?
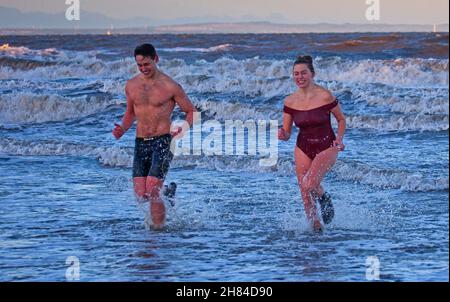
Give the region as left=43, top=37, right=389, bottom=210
left=135, top=190, right=147, bottom=200
left=134, top=178, right=147, bottom=200
left=145, top=176, right=164, bottom=200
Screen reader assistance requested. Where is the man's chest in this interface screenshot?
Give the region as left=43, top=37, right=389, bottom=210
left=132, top=84, right=173, bottom=107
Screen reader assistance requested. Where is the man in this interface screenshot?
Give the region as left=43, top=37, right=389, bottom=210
left=112, top=43, right=196, bottom=230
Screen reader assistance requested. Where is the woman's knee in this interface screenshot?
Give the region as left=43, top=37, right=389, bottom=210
left=301, top=175, right=318, bottom=193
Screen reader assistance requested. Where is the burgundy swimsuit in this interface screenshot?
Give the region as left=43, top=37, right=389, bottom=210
left=283, top=99, right=338, bottom=160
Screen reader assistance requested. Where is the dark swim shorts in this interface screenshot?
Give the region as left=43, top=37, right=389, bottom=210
left=132, top=134, right=173, bottom=179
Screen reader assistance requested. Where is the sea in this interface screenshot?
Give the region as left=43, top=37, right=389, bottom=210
left=0, top=33, right=448, bottom=281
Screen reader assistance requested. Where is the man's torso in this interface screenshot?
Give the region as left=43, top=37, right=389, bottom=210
left=128, top=73, right=176, bottom=137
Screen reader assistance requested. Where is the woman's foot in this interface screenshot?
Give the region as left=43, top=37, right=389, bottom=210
left=318, top=192, right=334, bottom=224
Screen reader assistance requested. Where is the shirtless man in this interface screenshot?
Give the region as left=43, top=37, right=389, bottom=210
left=112, top=43, right=196, bottom=230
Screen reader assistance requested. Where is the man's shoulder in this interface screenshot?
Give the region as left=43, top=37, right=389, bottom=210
left=159, top=73, right=182, bottom=91
left=126, top=75, right=140, bottom=88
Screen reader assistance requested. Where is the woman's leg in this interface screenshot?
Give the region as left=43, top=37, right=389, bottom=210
left=302, top=146, right=339, bottom=223
left=294, top=147, right=321, bottom=229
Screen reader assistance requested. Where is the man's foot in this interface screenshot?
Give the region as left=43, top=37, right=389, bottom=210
left=313, top=219, right=323, bottom=233
left=163, top=182, right=177, bottom=206
left=150, top=223, right=165, bottom=231
left=318, top=192, right=334, bottom=224
left=144, top=215, right=165, bottom=231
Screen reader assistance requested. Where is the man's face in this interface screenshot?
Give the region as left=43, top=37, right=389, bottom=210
left=135, top=55, right=157, bottom=78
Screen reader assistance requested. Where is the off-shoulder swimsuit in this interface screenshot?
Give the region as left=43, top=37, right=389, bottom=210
left=283, top=99, right=338, bottom=160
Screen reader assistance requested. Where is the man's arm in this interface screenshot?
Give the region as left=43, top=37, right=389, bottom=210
left=112, top=83, right=135, bottom=139
left=170, top=83, right=197, bottom=138
left=173, top=83, right=197, bottom=127
left=121, top=84, right=136, bottom=130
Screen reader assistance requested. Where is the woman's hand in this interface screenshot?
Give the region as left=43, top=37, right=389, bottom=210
left=333, top=139, right=345, bottom=151
left=278, top=128, right=290, bottom=141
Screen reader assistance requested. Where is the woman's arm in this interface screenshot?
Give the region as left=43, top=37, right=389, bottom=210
left=279, top=99, right=294, bottom=141
left=331, top=104, right=346, bottom=150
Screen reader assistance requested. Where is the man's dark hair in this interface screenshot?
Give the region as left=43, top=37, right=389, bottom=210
left=134, top=43, right=156, bottom=59
left=294, top=55, right=315, bottom=74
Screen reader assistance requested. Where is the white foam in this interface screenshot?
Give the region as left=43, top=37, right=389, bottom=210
left=160, top=43, right=233, bottom=53
left=345, top=83, right=449, bottom=115
left=316, top=57, right=449, bottom=88
left=0, top=93, right=121, bottom=124
left=192, top=98, right=448, bottom=132
left=333, top=161, right=449, bottom=192
left=0, top=138, right=134, bottom=166
left=3, top=55, right=447, bottom=94
left=0, top=48, right=137, bottom=80
left=1, top=138, right=446, bottom=192
left=364, top=96, right=449, bottom=115
left=345, top=114, right=449, bottom=132
left=193, top=97, right=280, bottom=120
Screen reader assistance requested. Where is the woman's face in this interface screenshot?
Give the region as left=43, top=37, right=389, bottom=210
left=293, top=63, right=314, bottom=88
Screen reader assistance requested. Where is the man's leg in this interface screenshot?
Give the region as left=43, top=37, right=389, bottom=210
left=133, top=177, right=147, bottom=202
left=132, top=138, right=150, bottom=203
left=145, top=176, right=165, bottom=229
left=146, top=134, right=173, bottom=230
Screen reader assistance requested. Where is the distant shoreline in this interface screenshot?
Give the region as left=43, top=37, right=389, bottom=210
left=1, top=22, right=449, bottom=35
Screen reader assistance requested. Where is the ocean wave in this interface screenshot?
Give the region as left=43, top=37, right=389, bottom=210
left=193, top=98, right=280, bottom=120
left=0, top=56, right=137, bottom=80
left=347, top=84, right=449, bottom=115
left=316, top=57, right=448, bottom=88
left=315, top=34, right=401, bottom=47
left=364, top=96, right=449, bottom=115
left=346, top=114, right=449, bottom=132
left=0, top=43, right=59, bottom=58
left=424, top=33, right=449, bottom=43
left=1, top=53, right=448, bottom=92
left=0, top=93, right=121, bottom=124
left=0, top=138, right=134, bottom=167
left=1, top=138, right=447, bottom=192
left=320, top=34, right=448, bottom=58
left=163, top=57, right=449, bottom=95
left=0, top=57, right=56, bottom=70
left=333, top=161, right=449, bottom=192
left=192, top=98, right=448, bottom=132
left=160, top=43, right=232, bottom=53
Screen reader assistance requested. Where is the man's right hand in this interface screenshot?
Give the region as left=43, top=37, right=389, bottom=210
left=112, top=123, right=126, bottom=139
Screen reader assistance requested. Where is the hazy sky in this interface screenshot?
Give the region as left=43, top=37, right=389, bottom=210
left=1, top=0, right=448, bottom=24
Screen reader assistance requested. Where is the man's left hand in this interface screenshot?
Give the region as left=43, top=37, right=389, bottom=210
left=170, top=126, right=183, bottom=138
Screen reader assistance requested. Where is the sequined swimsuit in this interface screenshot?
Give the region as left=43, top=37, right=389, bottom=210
left=283, top=99, right=338, bottom=160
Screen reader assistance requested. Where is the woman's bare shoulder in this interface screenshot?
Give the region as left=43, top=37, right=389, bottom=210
left=284, top=92, right=301, bottom=107
left=315, top=85, right=335, bottom=104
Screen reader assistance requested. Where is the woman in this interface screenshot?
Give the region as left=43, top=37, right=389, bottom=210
left=278, top=55, right=346, bottom=232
